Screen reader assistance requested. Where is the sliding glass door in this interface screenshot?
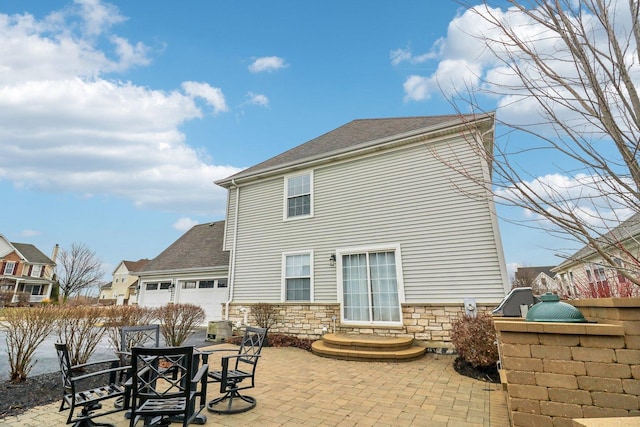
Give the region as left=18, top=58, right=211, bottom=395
left=342, top=250, right=400, bottom=323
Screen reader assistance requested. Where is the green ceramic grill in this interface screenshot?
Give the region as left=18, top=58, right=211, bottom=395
left=525, top=292, right=587, bottom=323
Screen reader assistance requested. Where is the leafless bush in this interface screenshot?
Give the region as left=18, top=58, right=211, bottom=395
left=102, top=305, right=156, bottom=351
left=13, top=292, right=31, bottom=307
left=250, top=303, right=278, bottom=330
left=0, top=291, right=13, bottom=307
left=154, top=304, right=205, bottom=346
left=56, top=305, right=108, bottom=365
left=450, top=313, right=499, bottom=369
left=1, top=306, right=60, bottom=383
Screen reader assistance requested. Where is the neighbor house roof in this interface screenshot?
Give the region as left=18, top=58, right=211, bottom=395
left=138, top=221, right=229, bottom=273
left=216, top=113, right=494, bottom=187
left=516, top=266, right=555, bottom=279
left=554, top=212, right=640, bottom=271
left=123, top=259, right=150, bottom=273
left=11, top=242, right=55, bottom=265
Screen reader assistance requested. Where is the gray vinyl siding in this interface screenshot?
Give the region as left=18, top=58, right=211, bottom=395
left=223, top=190, right=237, bottom=251
left=230, top=134, right=506, bottom=303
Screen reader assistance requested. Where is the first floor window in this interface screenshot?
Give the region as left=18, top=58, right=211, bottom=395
left=341, top=250, right=401, bottom=323
left=199, top=280, right=215, bottom=289
left=284, top=253, right=311, bottom=301
left=182, top=281, right=196, bottom=289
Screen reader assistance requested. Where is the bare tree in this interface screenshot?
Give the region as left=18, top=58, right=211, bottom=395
left=442, top=0, right=640, bottom=285
left=512, top=267, right=537, bottom=289
left=56, top=242, right=104, bottom=303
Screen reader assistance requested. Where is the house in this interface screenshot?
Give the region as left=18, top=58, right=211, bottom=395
left=136, top=221, right=229, bottom=321
left=99, top=259, right=149, bottom=305
left=215, top=114, right=509, bottom=347
left=98, top=282, right=113, bottom=302
left=553, top=212, right=640, bottom=298
left=0, top=235, right=57, bottom=305
left=513, top=266, right=559, bottom=295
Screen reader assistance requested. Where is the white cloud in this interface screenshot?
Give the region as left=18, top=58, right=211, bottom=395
left=0, top=2, right=239, bottom=217
left=497, top=173, right=636, bottom=232
left=248, top=56, right=287, bottom=73
left=19, top=229, right=42, bottom=238
left=246, top=92, right=269, bottom=107
left=395, top=2, right=638, bottom=133
left=173, top=217, right=200, bottom=232
left=390, top=46, right=439, bottom=66
left=182, top=81, right=229, bottom=114
left=75, top=0, right=126, bottom=36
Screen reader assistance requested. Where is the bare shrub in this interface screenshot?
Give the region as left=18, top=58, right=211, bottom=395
left=0, top=291, right=13, bottom=307
left=250, top=303, right=278, bottom=330
left=225, top=333, right=312, bottom=351
left=154, top=304, right=205, bottom=346
left=102, top=305, right=155, bottom=351
left=1, top=306, right=60, bottom=382
left=56, top=305, right=108, bottom=365
left=450, top=313, right=499, bottom=369
left=14, top=292, right=31, bottom=307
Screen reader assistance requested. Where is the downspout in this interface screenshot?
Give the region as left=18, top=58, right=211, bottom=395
left=224, top=179, right=240, bottom=320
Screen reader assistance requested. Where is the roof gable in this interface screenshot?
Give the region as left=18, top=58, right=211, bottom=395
left=139, top=221, right=229, bottom=273
left=554, top=212, right=640, bottom=270
left=123, top=259, right=150, bottom=273
left=10, top=242, right=54, bottom=264
left=217, top=113, right=493, bottom=186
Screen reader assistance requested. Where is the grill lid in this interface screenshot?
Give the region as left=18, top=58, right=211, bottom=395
left=525, top=292, right=587, bottom=323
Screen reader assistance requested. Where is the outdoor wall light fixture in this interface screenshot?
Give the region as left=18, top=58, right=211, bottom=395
left=329, top=254, right=336, bottom=267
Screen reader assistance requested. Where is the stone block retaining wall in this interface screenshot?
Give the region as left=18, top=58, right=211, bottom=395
left=225, top=302, right=496, bottom=350
left=495, top=297, right=640, bottom=427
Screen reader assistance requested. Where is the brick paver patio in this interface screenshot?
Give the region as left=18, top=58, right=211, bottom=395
left=2, top=346, right=509, bottom=426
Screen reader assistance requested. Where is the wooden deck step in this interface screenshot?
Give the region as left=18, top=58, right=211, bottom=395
left=312, top=333, right=426, bottom=362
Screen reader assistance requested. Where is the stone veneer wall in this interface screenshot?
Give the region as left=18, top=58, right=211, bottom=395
left=494, top=297, right=640, bottom=427
left=224, top=302, right=496, bottom=350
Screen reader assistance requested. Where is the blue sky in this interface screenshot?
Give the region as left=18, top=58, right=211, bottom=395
left=0, top=0, right=585, bottom=284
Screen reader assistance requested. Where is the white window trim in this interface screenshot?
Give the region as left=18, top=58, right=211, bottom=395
left=283, top=170, right=314, bottom=221
left=336, top=243, right=405, bottom=327
left=31, top=265, right=43, bottom=277
left=281, top=250, right=314, bottom=302
left=3, top=261, right=16, bottom=275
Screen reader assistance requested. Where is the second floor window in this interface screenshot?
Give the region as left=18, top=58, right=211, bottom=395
left=285, top=172, right=312, bottom=219
left=31, top=265, right=42, bottom=277
left=3, top=262, right=16, bottom=275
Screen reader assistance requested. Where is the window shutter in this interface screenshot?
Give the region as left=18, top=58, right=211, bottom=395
left=28, top=265, right=33, bottom=276
left=1, top=262, right=5, bottom=274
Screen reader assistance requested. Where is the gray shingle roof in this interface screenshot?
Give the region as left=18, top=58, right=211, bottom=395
left=11, top=242, right=54, bottom=264
left=516, top=266, right=555, bottom=279
left=139, top=221, right=229, bottom=273
left=554, top=212, right=640, bottom=270
left=123, top=259, right=150, bottom=273
left=216, top=113, right=493, bottom=186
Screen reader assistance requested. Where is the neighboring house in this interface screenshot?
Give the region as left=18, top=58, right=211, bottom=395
left=108, top=259, right=149, bottom=305
left=0, top=235, right=57, bottom=304
left=215, top=114, right=509, bottom=346
left=99, top=282, right=113, bottom=301
left=553, top=212, right=640, bottom=298
left=136, top=221, right=229, bottom=321
left=513, top=266, right=559, bottom=295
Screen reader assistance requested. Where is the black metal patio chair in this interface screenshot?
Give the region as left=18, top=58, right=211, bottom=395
left=114, top=324, right=160, bottom=410
left=205, top=326, right=267, bottom=414
left=128, top=345, right=208, bottom=426
left=55, top=342, right=130, bottom=427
